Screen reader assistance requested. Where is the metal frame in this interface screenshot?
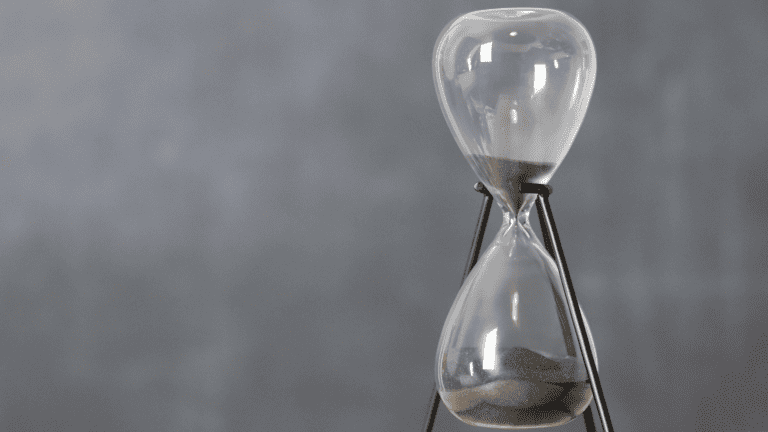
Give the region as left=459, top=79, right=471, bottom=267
left=422, top=182, right=614, bottom=432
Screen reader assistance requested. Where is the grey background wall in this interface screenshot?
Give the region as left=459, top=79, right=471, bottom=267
left=0, top=0, right=766, bottom=431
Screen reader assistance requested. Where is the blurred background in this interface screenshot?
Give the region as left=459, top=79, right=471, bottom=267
left=0, top=0, right=766, bottom=431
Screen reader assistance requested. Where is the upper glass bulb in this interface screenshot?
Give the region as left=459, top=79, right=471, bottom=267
left=433, top=8, right=596, bottom=214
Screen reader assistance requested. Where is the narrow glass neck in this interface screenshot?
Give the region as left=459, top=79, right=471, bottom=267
left=500, top=193, right=536, bottom=227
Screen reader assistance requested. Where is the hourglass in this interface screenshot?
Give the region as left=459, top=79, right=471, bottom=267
left=424, top=8, right=613, bottom=431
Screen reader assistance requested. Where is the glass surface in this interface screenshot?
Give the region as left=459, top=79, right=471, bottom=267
left=433, top=8, right=596, bottom=216
left=432, top=8, right=598, bottom=429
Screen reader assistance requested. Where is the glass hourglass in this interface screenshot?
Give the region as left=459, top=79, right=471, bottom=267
left=433, top=8, right=597, bottom=429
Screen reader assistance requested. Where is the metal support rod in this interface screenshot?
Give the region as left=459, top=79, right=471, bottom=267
left=522, top=182, right=614, bottom=432
left=531, top=187, right=598, bottom=432
left=422, top=182, right=493, bottom=432
left=462, top=182, right=495, bottom=281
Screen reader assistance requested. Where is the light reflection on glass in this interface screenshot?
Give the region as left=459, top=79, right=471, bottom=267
left=482, top=328, right=498, bottom=370
left=480, top=42, right=493, bottom=63
left=511, top=291, right=519, bottom=324
left=570, top=68, right=581, bottom=109
left=466, top=45, right=480, bottom=72
left=534, top=63, right=546, bottom=94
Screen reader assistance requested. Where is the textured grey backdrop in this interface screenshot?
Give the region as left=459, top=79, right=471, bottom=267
left=0, top=0, right=766, bottom=431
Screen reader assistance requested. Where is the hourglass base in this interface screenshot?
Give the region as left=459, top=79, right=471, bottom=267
left=443, top=379, right=592, bottom=428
